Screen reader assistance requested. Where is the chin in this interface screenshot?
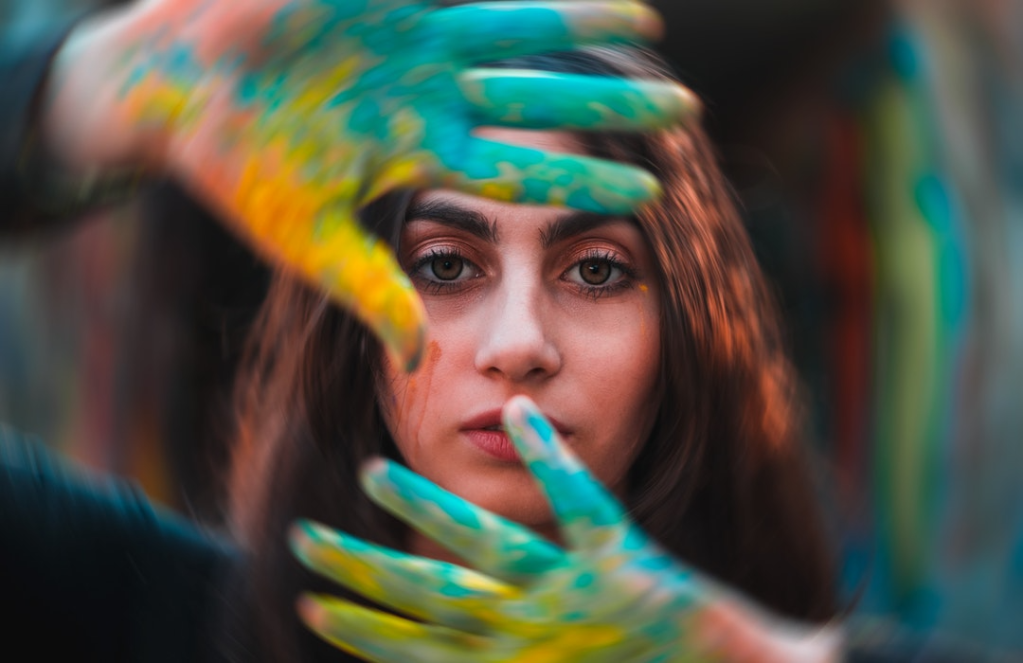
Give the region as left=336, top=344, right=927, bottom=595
left=442, top=464, right=555, bottom=528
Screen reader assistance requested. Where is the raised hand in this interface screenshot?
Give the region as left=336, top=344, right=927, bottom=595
left=290, top=396, right=833, bottom=662
left=50, top=0, right=697, bottom=369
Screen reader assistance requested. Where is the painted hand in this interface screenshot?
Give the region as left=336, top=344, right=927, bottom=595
left=290, top=396, right=828, bottom=662
left=96, top=0, right=697, bottom=369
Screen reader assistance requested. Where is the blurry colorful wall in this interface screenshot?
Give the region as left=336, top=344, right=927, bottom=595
left=1, top=0, right=1022, bottom=651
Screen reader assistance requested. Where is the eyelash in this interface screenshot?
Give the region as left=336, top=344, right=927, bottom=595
left=407, top=247, right=637, bottom=298
left=564, top=248, right=637, bottom=300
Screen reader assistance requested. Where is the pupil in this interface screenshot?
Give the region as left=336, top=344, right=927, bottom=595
left=580, top=260, right=611, bottom=285
left=431, top=256, right=463, bottom=280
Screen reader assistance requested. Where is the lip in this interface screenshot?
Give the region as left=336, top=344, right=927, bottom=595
left=460, top=407, right=572, bottom=463
left=459, top=408, right=572, bottom=437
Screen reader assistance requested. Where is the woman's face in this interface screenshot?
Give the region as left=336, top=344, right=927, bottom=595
left=378, top=129, right=661, bottom=529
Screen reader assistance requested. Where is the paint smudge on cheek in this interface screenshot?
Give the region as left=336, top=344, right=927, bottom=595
left=387, top=340, right=443, bottom=466
left=411, top=341, right=443, bottom=452
left=635, top=285, right=656, bottom=344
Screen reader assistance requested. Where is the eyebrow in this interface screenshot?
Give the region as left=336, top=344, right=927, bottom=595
left=405, top=200, right=499, bottom=243
left=405, top=199, right=623, bottom=248
left=539, top=212, right=622, bottom=249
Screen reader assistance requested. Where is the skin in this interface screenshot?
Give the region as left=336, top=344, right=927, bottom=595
left=375, top=128, right=662, bottom=533
left=290, top=397, right=844, bottom=662
left=41, top=0, right=698, bottom=369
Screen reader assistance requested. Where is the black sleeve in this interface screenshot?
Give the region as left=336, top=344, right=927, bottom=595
left=0, top=19, right=80, bottom=234
left=0, top=425, right=238, bottom=663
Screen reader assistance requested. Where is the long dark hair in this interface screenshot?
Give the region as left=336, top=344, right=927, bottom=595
left=224, top=47, right=837, bottom=662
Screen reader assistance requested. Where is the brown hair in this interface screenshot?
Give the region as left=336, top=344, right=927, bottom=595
left=226, top=47, right=837, bottom=661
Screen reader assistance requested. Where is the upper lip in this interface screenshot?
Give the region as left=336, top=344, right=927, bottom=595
left=460, top=408, right=572, bottom=436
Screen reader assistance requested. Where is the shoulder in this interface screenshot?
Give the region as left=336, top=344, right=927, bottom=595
left=0, top=425, right=241, bottom=661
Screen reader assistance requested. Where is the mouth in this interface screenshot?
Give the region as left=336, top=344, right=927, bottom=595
left=460, top=408, right=572, bottom=463
left=460, top=409, right=572, bottom=437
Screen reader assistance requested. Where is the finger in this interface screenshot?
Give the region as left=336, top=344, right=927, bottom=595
left=429, top=1, right=663, bottom=63
left=233, top=203, right=426, bottom=372
left=289, top=519, right=515, bottom=631
left=460, top=69, right=699, bottom=131
left=502, top=395, right=628, bottom=549
left=360, top=458, right=566, bottom=583
left=297, top=593, right=483, bottom=663
left=198, top=146, right=428, bottom=372
left=432, top=137, right=661, bottom=215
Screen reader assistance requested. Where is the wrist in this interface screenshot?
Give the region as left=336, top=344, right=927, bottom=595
left=686, top=596, right=842, bottom=663
left=39, top=3, right=156, bottom=174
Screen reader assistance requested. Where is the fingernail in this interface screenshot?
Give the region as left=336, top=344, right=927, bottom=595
left=296, top=593, right=326, bottom=629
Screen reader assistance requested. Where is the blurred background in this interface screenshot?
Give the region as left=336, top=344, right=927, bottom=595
left=2, top=0, right=1022, bottom=652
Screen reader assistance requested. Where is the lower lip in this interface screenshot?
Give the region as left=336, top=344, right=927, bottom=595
left=462, top=430, right=521, bottom=463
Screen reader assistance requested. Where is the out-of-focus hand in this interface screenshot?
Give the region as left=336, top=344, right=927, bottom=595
left=290, top=396, right=839, bottom=662
left=43, top=0, right=697, bottom=369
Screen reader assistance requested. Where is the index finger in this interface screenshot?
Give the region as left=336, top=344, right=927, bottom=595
left=360, top=458, right=566, bottom=583
left=502, top=395, right=629, bottom=550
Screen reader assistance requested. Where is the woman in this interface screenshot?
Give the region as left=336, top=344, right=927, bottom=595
left=0, top=1, right=708, bottom=661
left=225, top=46, right=839, bottom=662
left=2, top=1, right=845, bottom=660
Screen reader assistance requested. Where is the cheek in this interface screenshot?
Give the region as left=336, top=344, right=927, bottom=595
left=377, top=340, right=445, bottom=466
left=569, top=293, right=661, bottom=481
left=578, top=292, right=660, bottom=394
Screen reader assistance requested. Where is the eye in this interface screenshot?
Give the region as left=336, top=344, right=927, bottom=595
left=564, top=253, right=627, bottom=288
left=561, top=249, right=637, bottom=298
left=577, top=259, right=613, bottom=285
left=409, top=248, right=481, bottom=292
left=429, top=255, right=465, bottom=281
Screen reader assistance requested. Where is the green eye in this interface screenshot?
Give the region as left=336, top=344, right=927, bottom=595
left=431, top=256, right=465, bottom=281
left=578, top=259, right=612, bottom=285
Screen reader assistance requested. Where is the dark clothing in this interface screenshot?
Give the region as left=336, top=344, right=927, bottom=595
left=0, top=18, right=74, bottom=232
left=0, top=426, right=236, bottom=662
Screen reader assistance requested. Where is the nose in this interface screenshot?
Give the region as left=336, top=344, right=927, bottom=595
left=474, top=278, right=561, bottom=383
